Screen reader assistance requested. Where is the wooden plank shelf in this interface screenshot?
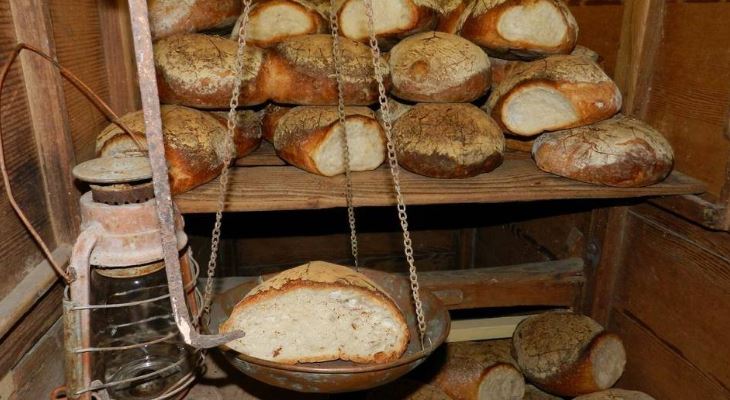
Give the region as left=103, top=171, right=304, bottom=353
left=176, top=143, right=707, bottom=214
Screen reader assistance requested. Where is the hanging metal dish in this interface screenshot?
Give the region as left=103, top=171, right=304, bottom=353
left=207, top=268, right=450, bottom=393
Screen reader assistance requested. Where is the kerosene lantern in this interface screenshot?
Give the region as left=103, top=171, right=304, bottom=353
left=63, top=154, right=199, bottom=400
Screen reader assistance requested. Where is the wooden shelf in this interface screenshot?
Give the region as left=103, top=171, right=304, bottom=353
left=175, top=143, right=707, bottom=214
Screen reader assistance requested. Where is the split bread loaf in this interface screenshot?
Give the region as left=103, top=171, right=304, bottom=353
left=532, top=115, right=675, bottom=187
left=230, top=0, right=327, bottom=47
left=337, top=0, right=450, bottom=42
left=388, top=31, right=491, bottom=102
left=154, top=34, right=268, bottom=108
left=489, top=46, right=600, bottom=87
left=512, top=311, right=627, bottom=397
left=485, top=55, right=622, bottom=137
left=392, top=103, right=505, bottom=178
left=366, top=379, right=453, bottom=400
left=272, top=106, right=386, bottom=176
left=148, top=0, right=241, bottom=40
left=522, top=385, right=561, bottom=400
left=460, top=0, right=578, bottom=59
left=574, top=389, right=656, bottom=400
left=220, top=261, right=410, bottom=364
left=97, top=105, right=261, bottom=194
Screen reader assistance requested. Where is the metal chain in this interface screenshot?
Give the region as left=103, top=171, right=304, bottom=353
left=197, top=0, right=254, bottom=327
left=362, top=0, right=427, bottom=345
left=329, top=0, right=359, bottom=270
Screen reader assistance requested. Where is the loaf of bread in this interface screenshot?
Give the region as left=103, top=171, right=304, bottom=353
left=485, top=55, right=622, bottom=137
left=436, top=0, right=475, bottom=34
left=574, top=389, right=656, bottom=400
left=393, top=103, right=504, bottom=178
left=220, top=261, right=410, bottom=364
left=337, top=0, right=443, bottom=42
left=148, top=0, right=241, bottom=40
left=490, top=45, right=602, bottom=87
left=154, top=34, right=268, bottom=108
left=532, top=115, right=675, bottom=187
left=366, top=379, right=453, bottom=400
left=272, top=106, right=386, bottom=176
left=388, top=31, right=491, bottom=102
left=230, top=0, right=327, bottom=47
left=267, top=34, right=388, bottom=105
left=261, top=104, right=292, bottom=142
left=461, top=0, right=578, bottom=59
left=97, top=105, right=261, bottom=194
left=512, top=311, right=627, bottom=397
left=522, top=385, right=561, bottom=400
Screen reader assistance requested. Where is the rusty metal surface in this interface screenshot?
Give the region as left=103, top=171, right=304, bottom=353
left=208, top=269, right=450, bottom=393
left=90, top=182, right=154, bottom=205
left=127, top=0, right=242, bottom=349
left=72, top=154, right=152, bottom=184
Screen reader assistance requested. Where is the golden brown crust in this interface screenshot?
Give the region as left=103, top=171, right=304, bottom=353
left=232, top=0, right=328, bottom=47
left=261, top=104, right=293, bottom=142
left=489, top=56, right=525, bottom=86
left=149, top=0, right=241, bottom=40
left=446, top=339, right=518, bottom=367
left=505, top=135, right=534, bottom=152
left=436, top=0, right=475, bottom=33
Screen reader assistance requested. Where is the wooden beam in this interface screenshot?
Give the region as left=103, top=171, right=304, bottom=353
left=98, top=0, right=139, bottom=115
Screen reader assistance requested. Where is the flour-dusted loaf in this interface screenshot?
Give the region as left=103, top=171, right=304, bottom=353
left=389, top=31, right=491, bottom=102
left=337, top=0, right=446, bottom=42
left=148, top=0, right=241, bottom=40
left=574, top=389, right=656, bottom=400
left=485, top=55, right=622, bottom=137
left=154, top=34, right=268, bottom=108
left=272, top=106, right=386, bottom=176
left=230, top=0, right=327, bottom=47
left=266, top=34, right=388, bottom=105
left=393, top=103, right=504, bottom=178
left=220, top=261, right=410, bottom=364
left=97, top=105, right=261, bottom=194
left=261, top=104, right=292, bottom=142
left=366, top=379, right=453, bottom=400
left=512, top=311, right=627, bottom=397
left=461, top=0, right=578, bottom=59
left=532, top=115, right=675, bottom=187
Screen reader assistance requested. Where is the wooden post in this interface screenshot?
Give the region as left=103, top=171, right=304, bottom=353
left=98, top=0, right=140, bottom=115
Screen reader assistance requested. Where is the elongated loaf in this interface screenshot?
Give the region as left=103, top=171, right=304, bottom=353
left=272, top=106, right=386, bottom=176
left=220, top=261, right=410, bottom=364
left=512, top=311, right=627, bottom=397
left=97, top=105, right=260, bottom=194
left=393, top=103, right=504, bottom=178
left=261, top=104, right=292, bottom=142
left=267, top=34, right=388, bottom=105
left=532, top=115, right=674, bottom=187
left=461, top=0, right=578, bottom=59
left=154, top=34, right=268, bottom=108
left=366, top=379, right=453, bottom=400
left=230, top=0, right=327, bottom=47
left=485, top=55, right=622, bottom=137
left=389, top=31, right=491, bottom=102
left=148, top=0, right=241, bottom=40
left=337, top=0, right=443, bottom=42
left=574, top=389, right=656, bottom=400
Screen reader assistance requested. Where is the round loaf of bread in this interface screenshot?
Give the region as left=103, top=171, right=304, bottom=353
left=393, top=103, right=504, bottom=178
left=366, top=379, right=453, bottom=400
left=532, top=115, right=675, bottom=187
left=485, top=55, right=622, bottom=137
left=266, top=34, right=388, bottom=105
left=574, top=389, right=656, bottom=400
left=461, top=0, right=578, bottom=59
left=97, top=105, right=261, bottom=194
left=337, top=0, right=441, bottom=42
left=388, top=31, right=491, bottom=102
left=220, top=261, right=410, bottom=364
left=230, top=0, right=327, bottom=47
left=273, top=106, right=386, bottom=176
left=154, top=34, right=268, bottom=108
left=149, top=0, right=241, bottom=40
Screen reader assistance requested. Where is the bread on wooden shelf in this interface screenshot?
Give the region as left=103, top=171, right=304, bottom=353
left=366, top=379, right=453, bottom=400
left=336, top=0, right=447, bottom=43
left=230, top=0, right=327, bottom=47
left=272, top=106, right=386, bottom=176
left=392, top=103, right=505, bottom=178
left=148, top=0, right=241, bottom=40
left=512, top=311, right=626, bottom=397
left=573, top=389, right=656, bottom=400
left=460, top=0, right=578, bottom=59
left=97, top=105, right=260, bottom=195
left=532, top=115, right=675, bottom=187
left=437, top=0, right=476, bottom=34
left=154, top=33, right=268, bottom=108
left=261, top=104, right=292, bottom=142
left=220, top=261, right=409, bottom=364
left=504, top=136, right=534, bottom=152
left=522, top=385, right=561, bottom=400
left=490, top=45, right=603, bottom=87
left=485, top=55, right=622, bottom=137
left=267, top=34, right=388, bottom=105
left=571, top=44, right=601, bottom=63
left=388, top=31, right=491, bottom=102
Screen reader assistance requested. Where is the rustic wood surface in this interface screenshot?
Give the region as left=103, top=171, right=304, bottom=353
left=569, top=2, right=625, bottom=77
left=98, top=0, right=139, bottom=115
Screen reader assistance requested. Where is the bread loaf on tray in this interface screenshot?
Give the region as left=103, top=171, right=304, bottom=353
left=272, top=106, right=386, bottom=176
left=532, top=115, right=674, bottom=187
left=220, top=261, right=410, bottom=364
left=485, top=55, right=622, bottom=137
left=148, top=0, right=241, bottom=40
left=393, top=103, right=504, bottom=178
left=389, top=31, right=491, bottom=102
left=230, top=0, right=327, bottom=47
left=97, top=105, right=261, bottom=195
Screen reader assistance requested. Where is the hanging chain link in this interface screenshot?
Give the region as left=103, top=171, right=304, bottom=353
left=362, top=0, right=427, bottom=345
left=329, top=0, right=359, bottom=270
left=197, top=0, right=254, bottom=327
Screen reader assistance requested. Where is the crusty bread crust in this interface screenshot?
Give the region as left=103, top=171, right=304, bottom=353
left=149, top=0, right=241, bottom=40
left=338, top=0, right=438, bottom=42
left=231, top=0, right=327, bottom=47
left=261, top=104, right=292, bottom=142
left=436, top=0, right=476, bottom=33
